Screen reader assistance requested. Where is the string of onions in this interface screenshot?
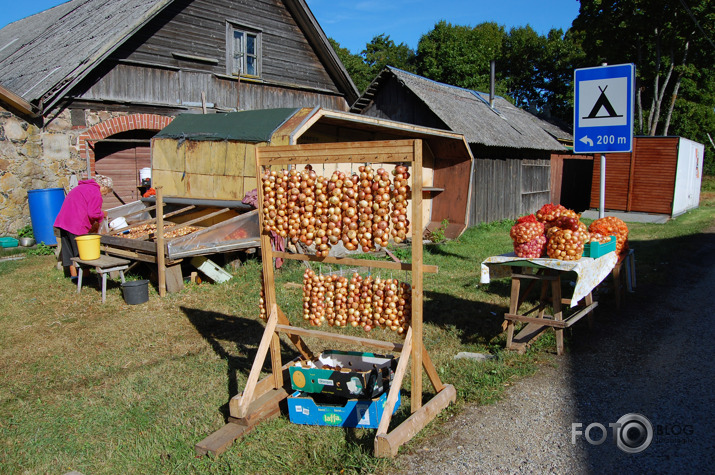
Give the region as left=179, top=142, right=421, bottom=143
left=261, top=164, right=412, bottom=253
left=301, top=269, right=410, bottom=335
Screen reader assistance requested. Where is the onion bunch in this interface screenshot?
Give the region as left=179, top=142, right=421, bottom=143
left=302, top=269, right=410, bottom=336
left=390, top=165, right=411, bottom=243
left=262, top=164, right=413, bottom=253
left=341, top=172, right=360, bottom=251
left=513, top=235, right=547, bottom=258
left=546, top=228, right=585, bottom=260
left=357, top=166, right=376, bottom=252
left=588, top=216, right=629, bottom=255
left=372, top=168, right=392, bottom=248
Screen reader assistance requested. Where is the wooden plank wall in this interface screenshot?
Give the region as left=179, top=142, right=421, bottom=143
left=152, top=138, right=259, bottom=200
left=589, top=137, right=679, bottom=214
left=79, top=0, right=349, bottom=111
left=468, top=157, right=550, bottom=225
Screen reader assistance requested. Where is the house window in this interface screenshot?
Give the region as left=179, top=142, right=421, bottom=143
left=228, top=23, right=260, bottom=77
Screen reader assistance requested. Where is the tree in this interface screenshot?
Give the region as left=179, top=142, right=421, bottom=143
left=416, top=21, right=507, bottom=93
left=571, top=0, right=714, bottom=135
left=328, top=38, right=372, bottom=94
left=361, top=34, right=416, bottom=75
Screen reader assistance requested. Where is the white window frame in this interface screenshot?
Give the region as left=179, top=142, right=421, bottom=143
left=226, top=22, right=261, bottom=78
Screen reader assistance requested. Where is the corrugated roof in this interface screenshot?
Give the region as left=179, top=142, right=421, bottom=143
left=353, top=67, right=570, bottom=152
left=154, top=108, right=300, bottom=142
left=0, top=0, right=171, bottom=107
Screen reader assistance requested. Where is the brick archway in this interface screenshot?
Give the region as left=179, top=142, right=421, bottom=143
left=78, top=113, right=173, bottom=164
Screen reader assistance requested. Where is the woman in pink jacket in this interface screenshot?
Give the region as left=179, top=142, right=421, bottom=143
left=54, top=175, right=113, bottom=277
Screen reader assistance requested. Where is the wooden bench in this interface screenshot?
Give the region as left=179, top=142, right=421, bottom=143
left=71, top=255, right=131, bottom=303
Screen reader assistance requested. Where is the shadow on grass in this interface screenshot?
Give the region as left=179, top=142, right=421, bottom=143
left=181, top=306, right=298, bottom=420
left=425, top=244, right=469, bottom=260
left=423, top=290, right=507, bottom=345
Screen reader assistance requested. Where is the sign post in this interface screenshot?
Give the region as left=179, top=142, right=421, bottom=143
left=574, top=63, right=634, bottom=218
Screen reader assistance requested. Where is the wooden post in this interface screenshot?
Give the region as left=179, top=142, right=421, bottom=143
left=156, top=186, right=166, bottom=297
left=410, top=140, right=424, bottom=413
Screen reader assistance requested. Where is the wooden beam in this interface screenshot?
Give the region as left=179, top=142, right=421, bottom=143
left=275, top=324, right=404, bottom=352
left=376, top=327, right=412, bottom=435
left=411, top=139, right=424, bottom=412
left=272, top=251, right=438, bottom=274
left=256, top=140, right=417, bottom=166
left=0, top=84, right=39, bottom=117
left=232, top=305, right=279, bottom=419
left=156, top=188, right=166, bottom=297
left=374, top=384, right=457, bottom=458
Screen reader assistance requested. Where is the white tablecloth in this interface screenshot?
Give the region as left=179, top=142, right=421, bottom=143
left=480, top=252, right=618, bottom=308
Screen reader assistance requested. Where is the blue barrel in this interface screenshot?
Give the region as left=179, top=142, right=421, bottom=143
left=27, top=188, right=65, bottom=245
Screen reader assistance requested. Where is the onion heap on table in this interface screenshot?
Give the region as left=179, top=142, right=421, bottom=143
left=300, top=269, right=410, bottom=335
left=261, top=164, right=412, bottom=254
left=509, top=215, right=546, bottom=258
left=588, top=216, right=629, bottom=255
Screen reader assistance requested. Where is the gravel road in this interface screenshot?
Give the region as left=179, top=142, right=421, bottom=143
left=395, top=226, right=715, bottom=474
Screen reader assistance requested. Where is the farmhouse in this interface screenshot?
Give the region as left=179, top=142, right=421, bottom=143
left=0, top=0, right=358, bottom=235
left=352, top=66, right=572, bottom=232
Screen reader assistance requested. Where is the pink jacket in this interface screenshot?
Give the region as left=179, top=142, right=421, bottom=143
left=54, top=180, right=104, bottom=235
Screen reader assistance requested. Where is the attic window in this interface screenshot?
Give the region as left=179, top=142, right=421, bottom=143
left=227, top=22, right=261, bottom=78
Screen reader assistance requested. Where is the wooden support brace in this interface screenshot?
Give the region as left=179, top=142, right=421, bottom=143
left=376, top=327, right=412, bottom=435
left=231, top=305, right=279, bottom=418
left=374, top=384, right=457, bottom=458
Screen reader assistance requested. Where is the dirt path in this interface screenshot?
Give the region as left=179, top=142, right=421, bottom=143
left=396, top=227, right=715, bottom=474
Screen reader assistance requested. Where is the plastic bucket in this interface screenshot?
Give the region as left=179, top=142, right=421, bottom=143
left=121, top=280, right=149, bottom=305
left=27, top=187, right=65, bottom=245
left=75, top=234, right=101, bottom=260
left=139, top=167, right=152, bottom=181
left=110, top=216, right=128, bottom=230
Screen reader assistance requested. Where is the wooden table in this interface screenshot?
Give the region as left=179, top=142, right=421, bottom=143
left=481, top=253, right=618, bottom=355
left=71, top=255, right=130, bottom=303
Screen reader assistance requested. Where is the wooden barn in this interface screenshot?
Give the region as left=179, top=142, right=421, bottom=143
left=0, top=0, right=358, bottom=234
left=149, top=107, right=474, bottom=235
left=589, top=136, right=705, bottom=217
left=351, top=67, right=570, bottom=231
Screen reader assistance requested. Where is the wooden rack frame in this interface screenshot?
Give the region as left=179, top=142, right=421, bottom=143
left=196, top=139, right=456, bottom=458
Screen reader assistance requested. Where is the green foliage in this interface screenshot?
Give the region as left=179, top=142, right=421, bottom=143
left=329, top=38, right=373, bottom=93
left=26, top=243, right=54, bottom=256
left=416, top=21, right=507, bottom=93
left=329, top=35, right=416, bottom=94
left=425, top=218, right=450, bottom=243
left=16, top=225, right=33, bottom=238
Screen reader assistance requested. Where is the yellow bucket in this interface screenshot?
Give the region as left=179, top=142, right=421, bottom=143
left=75, top=234, right=101, bottom=260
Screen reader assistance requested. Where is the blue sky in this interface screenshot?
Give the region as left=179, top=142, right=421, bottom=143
left=0, top=0, right=581, bottom=54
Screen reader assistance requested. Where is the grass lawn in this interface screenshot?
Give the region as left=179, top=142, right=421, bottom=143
left=1, top=177, right=713, bottom=474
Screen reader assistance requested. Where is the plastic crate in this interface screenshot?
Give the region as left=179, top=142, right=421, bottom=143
left=583, top=235, right=616, bottom=258
left=0, top=237, right=19, bottom=248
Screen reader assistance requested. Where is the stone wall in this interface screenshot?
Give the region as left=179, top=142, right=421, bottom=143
left=0, top=107, right=133, bottom=237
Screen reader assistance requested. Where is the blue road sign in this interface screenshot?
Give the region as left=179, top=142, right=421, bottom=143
left=574, top=64, right=634, bottom=153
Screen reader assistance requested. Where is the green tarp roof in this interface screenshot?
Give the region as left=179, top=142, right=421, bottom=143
left=154, top=108, right=300, bottom=142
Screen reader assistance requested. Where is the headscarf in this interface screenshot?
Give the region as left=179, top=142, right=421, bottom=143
left=94, top=174, right=113, bottom=190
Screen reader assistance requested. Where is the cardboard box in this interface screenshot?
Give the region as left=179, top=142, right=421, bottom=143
left=287, top=390, right=400, bottom=428
left=583, top=235, right=616, bottom=258
left=289, top=350, right=395, bottom=398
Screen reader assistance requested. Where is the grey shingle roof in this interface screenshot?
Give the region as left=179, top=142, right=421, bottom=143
left=0, top=0, right=171, bottom=106
left=354, top=67, right=570, bottom=151
left=0, top=0, right=359, bottom=112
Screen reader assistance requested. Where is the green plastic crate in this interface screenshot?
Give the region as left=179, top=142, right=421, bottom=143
left=583, top=235, right=616, bottom=258
left=0, top=237, right=19, bottom=248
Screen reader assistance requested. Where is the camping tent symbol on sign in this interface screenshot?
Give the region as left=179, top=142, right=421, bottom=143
left=578, top=77, right=629, bottom=128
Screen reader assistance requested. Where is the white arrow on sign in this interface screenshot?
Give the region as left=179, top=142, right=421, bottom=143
left=580, top=135, right=593, bottom=147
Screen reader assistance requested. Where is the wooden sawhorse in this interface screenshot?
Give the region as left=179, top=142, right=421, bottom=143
left=504, top=267, right=598, bottom=355
left=71, top=255, right=130, bottom=303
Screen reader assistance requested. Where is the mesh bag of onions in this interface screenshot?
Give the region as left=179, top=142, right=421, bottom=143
left=588, top=216, right=629, bottom=255
left=546, top=216, right=586, bottom=260
left=510, top=215, right=546, bottom=258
